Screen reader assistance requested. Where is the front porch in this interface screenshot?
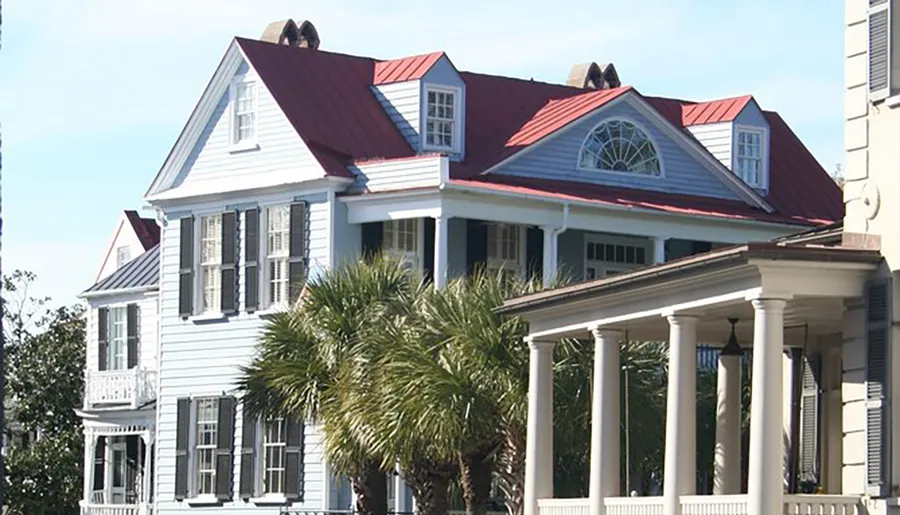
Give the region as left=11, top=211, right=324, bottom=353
left=80, top=416, right=155, bottom=515
left=499, top=243, right=883, bottom=515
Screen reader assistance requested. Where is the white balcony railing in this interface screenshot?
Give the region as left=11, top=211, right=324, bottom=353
left=85, top=368, right=157, bottom=409
left=81, top=504, right=151, bottom=515
left=538, top=495, right=862, bottom=515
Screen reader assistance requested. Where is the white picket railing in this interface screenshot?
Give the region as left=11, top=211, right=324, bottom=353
left=85, top=368, right=157, bottom=408
left=538, top=495, right=861, bottom=515
left=81, top=504, right=151, bottom=515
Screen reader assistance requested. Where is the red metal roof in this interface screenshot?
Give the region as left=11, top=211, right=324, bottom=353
left=124, top=210, right=160, bottom=250
left=233, top=37, right=842, bottom=227
left=374, top=51, right=444, bottom=85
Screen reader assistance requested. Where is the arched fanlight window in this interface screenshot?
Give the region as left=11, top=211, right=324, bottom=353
left=578, top=119, right=662, bottom=176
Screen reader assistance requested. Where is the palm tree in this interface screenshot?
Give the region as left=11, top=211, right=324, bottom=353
left=237, top=255, right=421, bottom=515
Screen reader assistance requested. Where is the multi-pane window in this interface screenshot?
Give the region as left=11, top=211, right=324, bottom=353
left=267, top=206, right=291, bottom=307
left=487, top=224, right=521, bottom=277
left=382, top=219, right=419, bottom=268
left=425, top=89, right=455, bottom=149
left=262, top=417, right=287, bottom=495
left=116, top=246, right=131, bottom=269
left=233, top=82, right=256, bottom=144
left=584, top=241, right=648, bottom=280
left=199, top=215, right=222, bottom=313
left=736, top=130, right=763, bottom=187
left=194, top=399, right=219, bottom=496
left=108, top=307, right=127, bottom=370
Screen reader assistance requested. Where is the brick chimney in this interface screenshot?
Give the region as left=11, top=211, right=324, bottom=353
left=260, top=19, right=320, bottom=49
left=567, top=62, right=620, bottom=89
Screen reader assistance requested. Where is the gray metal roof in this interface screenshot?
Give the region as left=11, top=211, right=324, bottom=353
left=83, top=244, right=159, bottom=295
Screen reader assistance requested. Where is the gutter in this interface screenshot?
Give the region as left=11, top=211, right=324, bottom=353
left=79, top=285, right=158, bottom=300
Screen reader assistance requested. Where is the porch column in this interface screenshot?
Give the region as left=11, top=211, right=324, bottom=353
left=433, top=216, right=449, bottom=289
left=524, top=338, right=555, bottom=515
left=663, top=314, right=698, bottom=515
left=589, top=328, right=621, bottom=515
left=83, top=430, right=96, bottom=506
left=747, top=298, right=788, bottom=515
left=541, top=226, right=558, bottom=288
left=652, top=236, right=667, bottom=264
left=141, top=431, right=153, bottom=508
left=714, top=352, right=742, bottom=494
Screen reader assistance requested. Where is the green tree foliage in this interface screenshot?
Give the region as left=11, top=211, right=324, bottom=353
left=3, top=270, right=86, bottom=515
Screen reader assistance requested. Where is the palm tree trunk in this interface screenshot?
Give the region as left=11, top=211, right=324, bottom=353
left=353, top=461, right=389, bottom=515
left=494, top=433, right=526, bottom=515
left=459, top=451, right=494, bottom=515
left=404, top=464, right=454, bottom=515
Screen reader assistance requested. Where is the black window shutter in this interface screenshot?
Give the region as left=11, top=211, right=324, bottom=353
left=798, top=352, right=821, bottom=487
left=239, top=406, right=257, bottom=499
left=361, top=222, right=384, bottom=260
left=179, top=217, right=195, bottom=318
left=284, top=418, right=304, bottom=501
left=126, top=304, right=139, bottom=369
left=245, top=208, right=260, bottom=313
left=423, top=218, right=435, bottom=282
left=97, top=307, right=109, bottom=371
left=174, top=398, right=191, bottom=500
left=288, top=203, right=308, bottom=304
left=215, top=396, right=237, bottom=501
left=466, top=219, right=488, bottom=276
left=526, top=227, right=543, bottom=282
left=221, top=211, right=238, bottom=315
left=866, top=277, right=891, bottom=497
left=93, top=437, right=106, bottom=491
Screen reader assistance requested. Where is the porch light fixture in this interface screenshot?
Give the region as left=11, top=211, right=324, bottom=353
left=720, top=317, right=743, bottom=356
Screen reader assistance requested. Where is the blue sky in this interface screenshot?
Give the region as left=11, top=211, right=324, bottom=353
left=1, top=0, right=843, bottom=306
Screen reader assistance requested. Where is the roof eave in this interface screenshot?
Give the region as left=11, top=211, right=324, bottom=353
left=79, top=284, right=158, bottom=300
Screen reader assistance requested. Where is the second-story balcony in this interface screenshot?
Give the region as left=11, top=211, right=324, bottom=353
left=85, top=368, right=157, bottom=410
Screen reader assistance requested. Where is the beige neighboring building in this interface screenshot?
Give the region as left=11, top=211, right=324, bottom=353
left=498, top=2, right=900, bottom=515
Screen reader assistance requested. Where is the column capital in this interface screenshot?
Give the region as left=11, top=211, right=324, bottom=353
left=589, top=326, right=622, bottom=341
left=525, top=337, right=556, bottom=352
left=665, top=313, right=700, bottom=327
left=750, top=297, right=789, bottom=312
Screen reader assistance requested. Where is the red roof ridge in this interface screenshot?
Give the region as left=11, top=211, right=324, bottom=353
left=234, top=36, right=380, bottom=64
left=374, top=51, right=446, bottom=85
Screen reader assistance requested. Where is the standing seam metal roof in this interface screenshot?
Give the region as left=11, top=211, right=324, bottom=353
left=83, top=244, right=160, bottom=294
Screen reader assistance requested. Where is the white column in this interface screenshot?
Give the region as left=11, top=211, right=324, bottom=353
left=83, top=431, right=96, bottom=506
left=141, top=432, right=153, bottom=507
left=714, top=353, right=742, bottom=495
left=524, top=338, right=555, bottom=515
left=663, top=315, right=698, bottom=515
left=433, top=216, right=449, bottom=289
left=747, top=298, right=787, bottom=515
left=652, top=236, right=667, bottom=264
left=589, top=329, right=621, bottom=515
left=541, top=226, right=558, bottom=288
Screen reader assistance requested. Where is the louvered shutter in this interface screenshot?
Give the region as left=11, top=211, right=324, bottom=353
left=220, top=211, right=239, bottom=315
left=866, top=277, right=891, bottom=497
left=126, top=304, right=139, bottom=369
left=245, top=208, right=260, bottom=313
left=288, top=202, right=308, bottom=304
left=526, top=227, right=543, bottom=282
left=798, top=353, right=821, bottom=486
left=284, top=418, right=304, bottom=501
left=239, top=407, right=257, bottom=499
left=93, top=437, right=106, bottom=491
left=466, top=219, right=488, bottom=276
left=178, top=217, right=195, bottom=318
left=174, top=398, right=191, bottom=500
left=361, top=222, right=384, bottom=260
left=423, top=218, right=435, bottom=282
left=97, top=307, right=109, bottom=371
left=870, top=0, right=892, bottom=100
left=215, top=396, right=236, bottom=501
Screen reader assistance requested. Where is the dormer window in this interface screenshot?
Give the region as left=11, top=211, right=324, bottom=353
left=229, top=79, right=258, bottom=150
left=735, top=128, right=765, bottom=188
left=424, top=87, right=458, bottom=151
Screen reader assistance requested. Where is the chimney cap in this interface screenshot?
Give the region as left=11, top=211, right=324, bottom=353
left=260, top=19, right=320, bottom=49
left=567, top=62, right=621, bottom=89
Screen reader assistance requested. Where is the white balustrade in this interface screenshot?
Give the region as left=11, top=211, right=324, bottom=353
left=85, top=368, right=157, bottom=408
left=537, top=495, right=861, bottom=515
left=82, top=504, right=151, bottom=515
left=782, top=495, right=861, bottom=515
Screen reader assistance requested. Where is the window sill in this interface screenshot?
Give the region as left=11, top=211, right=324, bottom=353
left=185, top=496, right=222, bottom=506
left=189, top=312, right=228, bottom=324
left=249, top=495, right=290, bottom=506
left=228, top=141, right=260, bottom=154
left=885, top=94, right=900, bottom=108
left=254, top=305, right=290, bottom=319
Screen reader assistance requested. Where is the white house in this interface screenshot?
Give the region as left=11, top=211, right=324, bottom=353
left=78, top=16, right=844, bottom=515
left=497, top=2, right=900, bottom=515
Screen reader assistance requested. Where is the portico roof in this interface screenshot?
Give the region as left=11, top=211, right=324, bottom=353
left=499, top=242, right=882, bottom=342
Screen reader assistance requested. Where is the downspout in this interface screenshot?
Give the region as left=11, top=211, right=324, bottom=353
left=544, top=204, right=569, bottom=287
left=554, top=203, right=570, bottom=238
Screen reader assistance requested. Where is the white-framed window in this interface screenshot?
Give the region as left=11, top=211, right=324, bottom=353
left=194, top=398, right=219, bottom=496
left=199, top=214, right=223, bottom=314
left=584, top=237, right=650, bottom=280
left=265, top=205, right=291, bottom=308
left=108, top=306, right=127, bottom=370
left=578, top=118, right=662, bottom=176
left=261, top=416, right=287, bottom=495
left=486, top=223, right=524, bottom=278
left=116, top=246, right=131, bottom=269
left=382, top=219, right=421, bottom=269
left=230, top=79, right=258, bottom=146
left=735, top=128, right=765, bottom=188
left=424, top=87, right=458, bottom=150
